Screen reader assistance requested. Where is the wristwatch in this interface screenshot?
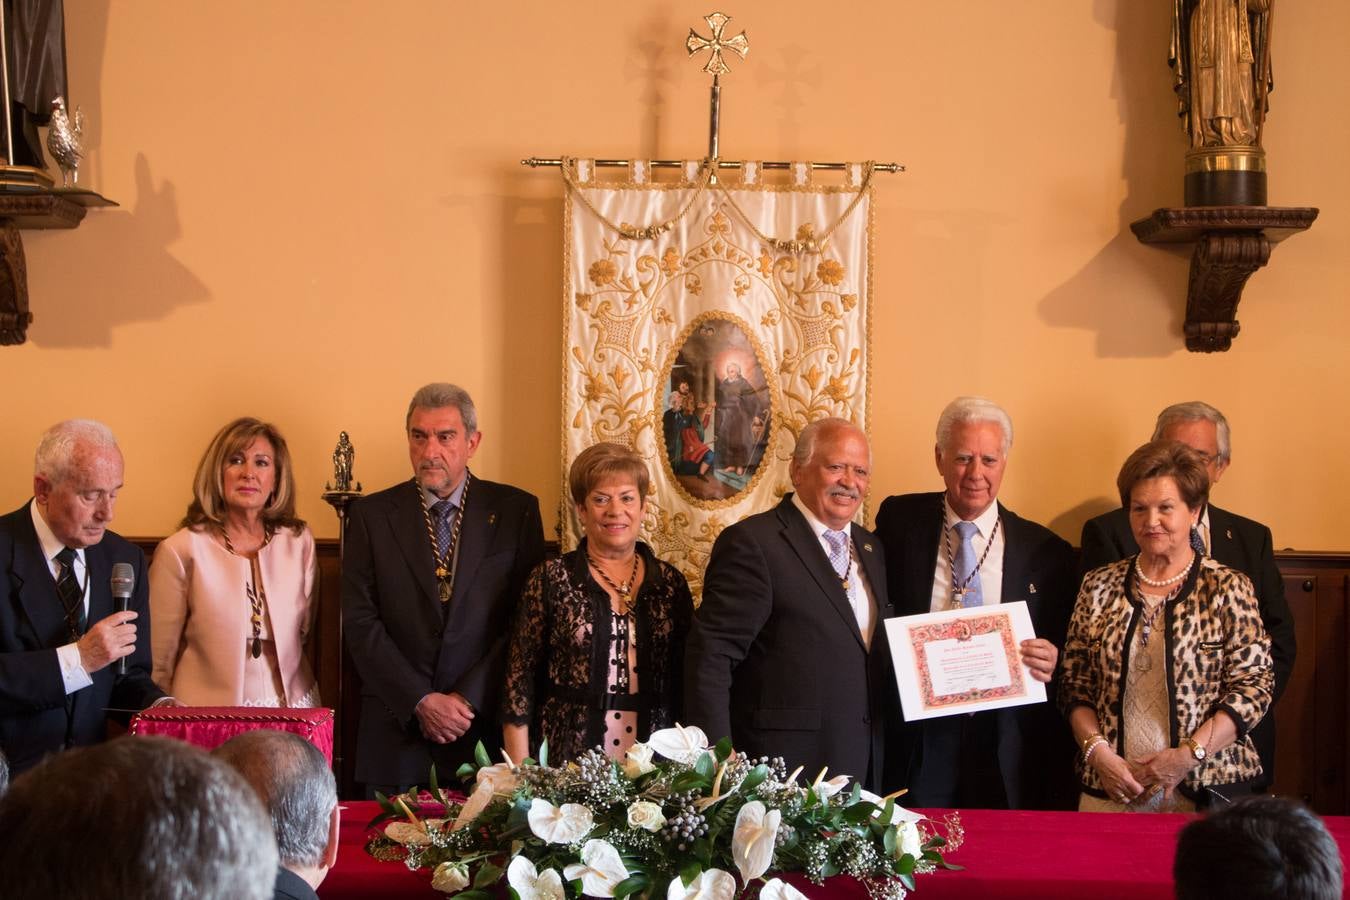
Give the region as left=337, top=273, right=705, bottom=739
left=1181, top=737, right=1207, bottom=762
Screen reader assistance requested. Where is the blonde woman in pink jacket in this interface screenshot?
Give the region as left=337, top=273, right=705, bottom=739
left=150, top=418, right=319, bottom=707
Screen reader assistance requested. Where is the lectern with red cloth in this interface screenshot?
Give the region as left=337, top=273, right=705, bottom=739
left=129, top=706, right=334, bottom=764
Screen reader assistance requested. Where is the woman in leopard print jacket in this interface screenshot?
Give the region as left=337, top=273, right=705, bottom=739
left=1061, top=440, right=1272, bottom=812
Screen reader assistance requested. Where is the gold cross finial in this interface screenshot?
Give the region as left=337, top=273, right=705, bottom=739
left=687, top=12, right=749, bottom=76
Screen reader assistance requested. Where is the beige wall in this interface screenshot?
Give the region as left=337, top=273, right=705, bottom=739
left=2, top=1, right=1345, bottom=549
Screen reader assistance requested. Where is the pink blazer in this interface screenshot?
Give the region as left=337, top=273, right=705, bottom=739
left=149, top=525, right=317, bottom=706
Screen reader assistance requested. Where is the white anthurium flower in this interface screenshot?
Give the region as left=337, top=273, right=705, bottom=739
left=507, top=855, right=565, bottom=900
left=648, top=724, right=711, bottom=765
left=384, top=821, right=432, bottom=846
left=430, top=861, right=470, bottom=893
left=759, top=878, right=811, bottom=900
left=857, top=789, right=924, bottom=826
left=451, top=784, right=495, bottom=832
left=476, top=761, right=519, bottom=796
left=731, top=800, right=780, bottom=883
left=627, top=800, right=667, bottom=832
left=562, top=839, right=630, bottom=898
left=622, top=741, right=657, bottom=778
left=895, top=819, right=924, bottom=859
left=527, top=798, right=595, bottom=844
left=812, top=774, right=853, bottom=800
left=665, top=868, right=736, bottom=900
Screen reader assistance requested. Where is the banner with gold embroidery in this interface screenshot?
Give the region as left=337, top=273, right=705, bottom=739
left=561, top=160, right=874, bottom=597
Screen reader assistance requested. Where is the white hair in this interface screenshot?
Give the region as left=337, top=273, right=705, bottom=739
left=935, top=396, right=1012, bottom=457
left=1152, top=401, right=1231, bottom=464
left=792, top=417, right=870, bottom=467
left=33, top=419, right=119, bottom=484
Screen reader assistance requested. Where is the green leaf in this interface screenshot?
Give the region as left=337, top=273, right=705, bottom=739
left=694, top=751, right=715, bottom=779
left=613, top=874, right=650, bottom=898
left=820, top=859, right=841, bottom=879
left=670, top=771, right=706, bottom=793
left=713, top=736, right=734, bottom=761
left=429, top=766, right=442, bottom=799
left=373, top=791, right=398, bottom=817
left=841, top=801, right=878, bottom=824
left=456, top=762, right=477, bottom=780
left=847, top=783, right=862, bottom=805
left=539, top=739, right=549, bottom=768
left=473, top=861, right=502, bottom=888
left=679, top=861, right=703, bottom=887
left=899, top=872, right=916, bottom=892
left=507, top=888, right=522, bottom=900
left=883, top=824, right=897, bottom=857
left=739, top=764, right=768, bottom=793
left=474, top=741, right=492, bottom=769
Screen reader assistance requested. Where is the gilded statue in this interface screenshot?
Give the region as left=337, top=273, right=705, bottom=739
left=329, top=430, right=358, bottom=493
left=1171, top=0, right=1273, bottom=149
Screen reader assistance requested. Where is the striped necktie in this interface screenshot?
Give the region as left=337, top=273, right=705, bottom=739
left=54, top=547, right=87, bottom=637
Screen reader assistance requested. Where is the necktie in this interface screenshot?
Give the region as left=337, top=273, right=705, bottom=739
left=824, top=528, right=851, bottom=585
left=1190, top=523, right=1206, bottom=556
left=954, top=521, right=984, bottom=608
left=54, top=547, right=87, bottom=636
left=431, top=500, right=454, bottom=559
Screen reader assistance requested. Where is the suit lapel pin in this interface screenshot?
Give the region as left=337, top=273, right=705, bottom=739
left=863, top=542, right=873, bottom=553
left=489, top=513, right=497, bottom=526
left=1226, top=529, right=1232, bottom=540
left=1028, top=583, right=1037, bottom=594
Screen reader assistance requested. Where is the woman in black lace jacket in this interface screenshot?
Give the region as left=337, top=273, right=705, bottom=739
left=502, top=443, right=693, bottom=763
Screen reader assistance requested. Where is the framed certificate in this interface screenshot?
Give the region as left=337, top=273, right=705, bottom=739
left=884, top=601, right=1046, bottom=721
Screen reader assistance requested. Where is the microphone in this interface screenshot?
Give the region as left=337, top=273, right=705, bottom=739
left=111, top=563, right=135, bottom=676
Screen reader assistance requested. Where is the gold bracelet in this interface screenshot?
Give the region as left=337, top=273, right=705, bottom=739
left=1081, top=731, right=1105, bottom=752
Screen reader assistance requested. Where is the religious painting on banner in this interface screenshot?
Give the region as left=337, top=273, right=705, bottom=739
left=561, top=159, right=874, bottom=597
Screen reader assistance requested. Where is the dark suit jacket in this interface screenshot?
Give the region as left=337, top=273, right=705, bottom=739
left=1079, top=503, right=1294, bottom=786
left=0, top=503, right=164, bottom=775
left=873, top=492, right=1078, bottom=809
left=683, top=495, right=894, bottom=790
left=273, top=866, right=318, bottom=900
left=341, top=476, right=544, bottom=785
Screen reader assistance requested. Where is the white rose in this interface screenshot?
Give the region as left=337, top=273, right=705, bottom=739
left=430, top=862, right=470, bottom=894
left=895, top=820, right=924, bottom=859
left=626, top=800, right=667, bottom=832
left=623, top=742, right=656, bottom=778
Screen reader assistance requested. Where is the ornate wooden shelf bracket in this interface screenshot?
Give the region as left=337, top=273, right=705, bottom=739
left=1131, top=206, right=1318, bottom=353
left=0, top=189, right=117, bottom=346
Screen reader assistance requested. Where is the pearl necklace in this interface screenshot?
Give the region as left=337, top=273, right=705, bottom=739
left=1134, top=552, right=1195, bottom=588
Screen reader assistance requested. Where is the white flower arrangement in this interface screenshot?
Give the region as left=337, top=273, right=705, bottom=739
left=370, top=726, right=963, bottom=899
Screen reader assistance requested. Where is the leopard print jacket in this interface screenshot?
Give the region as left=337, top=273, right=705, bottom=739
left=1060, top=556, right=1273, bottom=798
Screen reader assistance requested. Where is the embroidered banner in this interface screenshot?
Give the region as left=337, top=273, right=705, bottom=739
left=560, top=162, right=874, bottom=597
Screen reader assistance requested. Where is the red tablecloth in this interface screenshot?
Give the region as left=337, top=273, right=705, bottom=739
left=321, top=802, right=1350, bottom=899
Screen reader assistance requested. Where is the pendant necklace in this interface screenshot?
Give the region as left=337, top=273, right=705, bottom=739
left=1132, top=579, right=1183, bottom=674
left=943, top=515, right=1001, bottom=608
left=223, top=525, right=274, bottom=659
left=589, top=551, right=640, bottom=616
left=419, top=473, right=471, bottom=603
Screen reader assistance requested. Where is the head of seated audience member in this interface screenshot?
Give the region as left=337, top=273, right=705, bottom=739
left=214, top=729, right=341, bottom=891
left=1174, top=795, right=1343, bottom=900
left=0, top=735, right=278, bottom=900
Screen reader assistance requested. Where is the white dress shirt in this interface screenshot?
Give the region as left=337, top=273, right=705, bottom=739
left=791, top=493, right=878, bottom=648
left=929, top=497, right=1005, bottom=612
left=29, top=500, right=93, bottom=694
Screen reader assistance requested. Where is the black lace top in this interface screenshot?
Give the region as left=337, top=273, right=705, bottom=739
left=502, top=539, right=693, bottom=762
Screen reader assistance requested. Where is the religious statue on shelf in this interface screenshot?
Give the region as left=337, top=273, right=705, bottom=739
left=1170, top=0, right=1273, bottom=150
left=2, top=0, right=69, bottom=170
left=325, top=431, right=360, bottom=494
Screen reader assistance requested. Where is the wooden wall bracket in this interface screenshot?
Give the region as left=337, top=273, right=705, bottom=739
left=1131, top=206, right=1318, bottom=352
left=0, top=189, right=118, bottom=345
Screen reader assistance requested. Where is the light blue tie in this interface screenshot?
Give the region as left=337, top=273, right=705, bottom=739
left=824, top=528, right=851, bottom=586
left=954, top=521, right=984, bottom=608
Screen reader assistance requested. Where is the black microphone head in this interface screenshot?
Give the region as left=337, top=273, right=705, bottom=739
left=111, top=562, right=135, bottom=599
